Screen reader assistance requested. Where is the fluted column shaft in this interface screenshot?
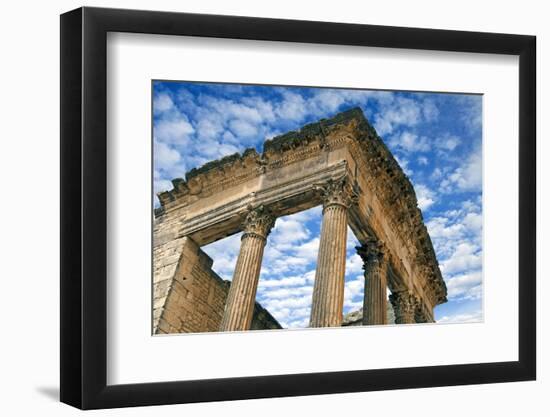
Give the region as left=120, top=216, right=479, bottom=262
left=310, top=204, right=348, bottom=327
left=310, top=177, right=357, bottom=328
left=357, top=239, right=387, bottom=325
left=389, top=291, right=417, bottom=324
left=220, top=207, right=275, bottom=332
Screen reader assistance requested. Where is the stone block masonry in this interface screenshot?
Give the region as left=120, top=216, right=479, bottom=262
left=153, top=236, right=281, bottom=334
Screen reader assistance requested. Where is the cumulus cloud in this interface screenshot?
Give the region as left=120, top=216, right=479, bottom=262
left=440, top=148, right=482, bottom=193
left=422, top=99, right=440, bottom=122
left=153, top=93, right=174, bottom=114
left=436, top=134, right=461, bottom=151
left=345, top=253, right=364, bottom=276
left=374, top=97, right=423, bottom=135
left=455, top=95, right=483, bottom=132
left=415, top=184, right=436, bottom=211
left=425, top=198, right=483, bottom=305
left=440, top=242, right=482, bottom=275
left=417, top=156, right=429, bottom=166
left=438, top=310, right=483, bottom=324
left=270, top=216, right=311, bottom=250
left=229, top=119, right=259, bottom=137
left=395, top=155, right=413, bottom=176
left=154, top=118, right=195, bottom=145
left=426, top=200, right=482, bottom=259
left=389, top=131, right=431, bottom=153
left=274, top=91, right=308, bottom=121
left=201, top=233, right=242, bottom=279
left=445, top=271, right=482, bottom=301
left=463, top=212, right=482, bottom=232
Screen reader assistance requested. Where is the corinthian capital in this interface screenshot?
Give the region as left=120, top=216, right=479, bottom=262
left=356, top=237, right=386, bottom=266
left=241, top=205, right=276, bottom=240
left=316, top=176, right=358, bottom=211
left=389, top=291, right=418, bottom=324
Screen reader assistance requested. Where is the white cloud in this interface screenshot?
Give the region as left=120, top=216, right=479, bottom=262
left=201, top=233, right=242, bottom=279
left=424, top=198, right=483, bottom=305
left=154, top=140, right=181, bottom=167
left=270, top=216, right=311, bottom=249
left=374, top=97, right=423, bottom=136
left=308, top=89, right=373, bottom=114
left=311, top=90, right=348, bottom=113
left=344, top=275, right=364, bottom=301
left=445, top=270, right=482, bottom=301
left=195, top=118, right=224, bottom=141
left=345, top=254, right=364, bottom=276
left=455, top=95, right=482, bottom=132
left=431, top=167, right=443, bottom=181
left=153, top=93, right=174, bottom=114
left=274, top=91, right=308, bottom=121
left=395, top=155, right=413, bottom=176
left=440, top=242, right=482, bottom=275
left=436, top=134, right=461, bottom=151
left=153, top=140, right=186, bottom=184
left=202, top=96, right=266, bottom=125
left=229, top=119, right=259, bottom=137
left=261, top=285, right=313, bottom=300
left=389, top=131, right=430, bottom=153
left=463, top=212, right=482, bottom=232
left=415, top=184, right=436, bottom=211
left=259, top=275, right=308, bottom=289
left=438, top=309, right=483, bottom=324
left=427, top=216, right=466, bottom=241
left=154, top=118, right=195, bottom=145
left=422, top=99, right=440, bottom=122
left=440, top=148, right=482, bottom=192
left=262, top=294, right=312, bottom=310
left=294, top=237, right=320, bottom=262
left=154, top=179, right=173, bottom=195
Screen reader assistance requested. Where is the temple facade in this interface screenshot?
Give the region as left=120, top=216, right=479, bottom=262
left=153, top=108, right=447, bottom=334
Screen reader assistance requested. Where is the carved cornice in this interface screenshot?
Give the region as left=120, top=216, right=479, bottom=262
left=241, top=205, right=276, bottom=241
left=347, top=116, right=448, bottom=305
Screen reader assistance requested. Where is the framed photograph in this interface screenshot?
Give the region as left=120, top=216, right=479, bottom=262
left=60, top=6, right=536, bottom=410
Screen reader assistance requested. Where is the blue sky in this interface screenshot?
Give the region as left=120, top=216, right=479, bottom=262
left=153, top=80, right=483, bottom=329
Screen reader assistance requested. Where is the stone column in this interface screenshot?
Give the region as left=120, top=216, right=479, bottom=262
left=415, top=303, right=434, bottom=323
left=415, top=309, right=430, bottom=323
left=389, top=291, right=418, bottom=324
left=356, top=238, right=388, bottom=325
left=220, top=206, right=275, bottom=332
left=310, top=177, right=357, bottom=328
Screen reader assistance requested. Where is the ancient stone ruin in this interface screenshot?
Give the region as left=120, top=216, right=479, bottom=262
left=153, top=107, right=447, bottom=334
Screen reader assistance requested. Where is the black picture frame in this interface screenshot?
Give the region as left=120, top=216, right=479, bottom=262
left=60, top=6, right=536, bottom=410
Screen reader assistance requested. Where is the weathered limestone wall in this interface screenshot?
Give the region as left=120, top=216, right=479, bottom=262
left=153, top=235, right=280, bottom=334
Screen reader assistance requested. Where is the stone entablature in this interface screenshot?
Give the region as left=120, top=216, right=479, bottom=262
left=154, top=108, right=447, bottom=332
